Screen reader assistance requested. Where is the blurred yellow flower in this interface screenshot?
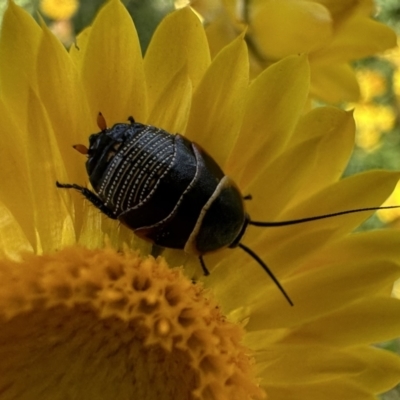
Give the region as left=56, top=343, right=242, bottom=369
left=385, top=37, right=400, bottom=101
left=346, top=68, right=393, bottom=151
left=356, top=69, right=387, bottom=102
left=353, top=103, right=395, bottom=151
left=352, top=44, right=400, bottom=225
left=378, top=180, right=400, bottom=227
left=187, top=0, right=397, bottom=103
left=0, top=1, right=400, bottom=399
left=40, top=0, right=79, bottom=20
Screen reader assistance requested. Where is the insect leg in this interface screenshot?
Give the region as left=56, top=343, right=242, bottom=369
left=238, top=243, right=293, bottom=306
left=56, top=181, right=118, bottom=220
left=199, top=255, right=210, bottom=276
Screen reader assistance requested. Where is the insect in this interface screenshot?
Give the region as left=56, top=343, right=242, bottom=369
left=57, top=113, right=400, bottom=306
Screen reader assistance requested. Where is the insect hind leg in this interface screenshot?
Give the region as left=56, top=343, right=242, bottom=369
left=56, top=181, right=118, bottom=220
left=199, top=255, right=210, bottom=276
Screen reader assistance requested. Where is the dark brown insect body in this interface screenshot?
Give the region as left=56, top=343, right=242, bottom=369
left=84, top=118, right=247, bottom=255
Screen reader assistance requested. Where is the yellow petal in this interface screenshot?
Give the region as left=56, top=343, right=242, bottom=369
left=313, top=16, right=397, bottom=64
left=144, top=7, right=210, bottom=116
left=282, top=170, right=400, bottom=235
left=147, top=67, right=192, bottom=134
left=288, top=108, right=356, bottom=204
left=257, top=344, right=366, bottom=384
left=186, top=34, right=249, bottom=168
left=205, top=10, right=237, bottom=59
left=351, top=346, right=400, bottom=393
left=37, top=24, right=89, bottom=231
left=266, top=380, right=374, bottom=400
left=81, top=0, right=146, bottom=124
left=246, top=108, right=355, bottom=217
left=228, top=54, right=310, bottom=183
left=37, top=22, right=92, bottom=187
left=310, top=63, right=360, bottom=103
left=251, top=0, right=333, bottom=59
left=77, top=203, right=151, bottom=256
left=69, top=26, right=91, bottom=68
left=255, top=342, right=397, bottom=395
left=25, top=90, right=76, bottom=251
left=0, top=101, right=36, bottom=246
left=245, top=260, right=400, bottom=330
left=77, top=204, right=110, bottom=249
left=0, top=1, right=41, bottom=116
left=244, top=137, right=319, bottom=221
left=310, top=230, right=400, bottom=268
left=242, top=171, right=400, bottom=281
left=285, top=297, right=400, bottom=345
left=318, top=0, right=369, bottom=21
left=0, top=201, right=33, bottom=260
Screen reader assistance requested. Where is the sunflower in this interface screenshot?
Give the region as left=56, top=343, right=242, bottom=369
left=185, top=0, right=397, bottom=104
left=0, top=1, right=400, bottom=399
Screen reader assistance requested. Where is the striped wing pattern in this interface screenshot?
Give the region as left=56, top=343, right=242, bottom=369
left=97, top=125, right=176, bottom=214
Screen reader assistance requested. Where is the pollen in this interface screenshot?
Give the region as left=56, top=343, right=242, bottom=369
left=0, top=247, right=265, bottom=400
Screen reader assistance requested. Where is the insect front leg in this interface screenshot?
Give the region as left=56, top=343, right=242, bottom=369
left=56, top=181, right=118, bottom=220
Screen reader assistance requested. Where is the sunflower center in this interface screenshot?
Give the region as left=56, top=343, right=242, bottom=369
left=0, top=247, right=265, bottom=400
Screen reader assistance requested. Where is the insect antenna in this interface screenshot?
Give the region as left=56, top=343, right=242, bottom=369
left=241, top=205, right=400, bottom=307
left=248, top=205, right=400, bottom=227
left=238, top=243, right=293, bottom=306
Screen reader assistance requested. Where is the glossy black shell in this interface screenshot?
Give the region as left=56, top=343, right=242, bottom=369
left=86, top=121, right=247, bottom=255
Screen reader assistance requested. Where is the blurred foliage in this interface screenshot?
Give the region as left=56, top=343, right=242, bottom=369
left=342, top=0, right=400, bottom=235
left=376, top=0, right=400, bottom=32
left=345, top=0, right=400, bottom=389
left=0, top=0, right=174, bottom=53
left=70, top=0, right=174, bottom=53
left=348, top=1, right=400, bottom=173
left=344, top=59, right=400, bottom=177
left=0, top=0, right=36, bottom=19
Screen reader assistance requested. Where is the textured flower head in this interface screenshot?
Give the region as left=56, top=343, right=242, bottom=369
left=0, top=1, right=400, bottom=399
